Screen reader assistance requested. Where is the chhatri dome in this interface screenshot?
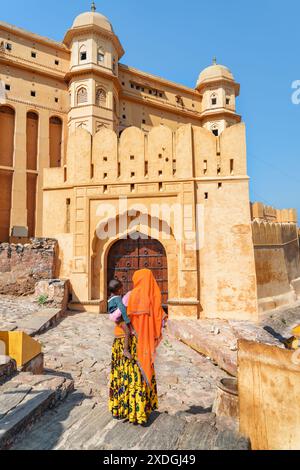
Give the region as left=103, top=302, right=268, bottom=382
left=72, top=2, right=113, bottom=32
left=196, top=58, right=235, bottom=89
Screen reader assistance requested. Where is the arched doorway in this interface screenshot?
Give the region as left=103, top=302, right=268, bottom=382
left=107, top=233, right=168, bottom=309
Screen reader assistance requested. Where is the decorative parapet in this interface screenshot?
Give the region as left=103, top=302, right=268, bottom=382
left=251, top=202, right=297, bottom=224
left=252, top=219, right=298, bottom=247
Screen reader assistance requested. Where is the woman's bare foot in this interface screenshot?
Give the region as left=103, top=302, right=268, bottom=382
left=124, top=350, right=132, bottom=360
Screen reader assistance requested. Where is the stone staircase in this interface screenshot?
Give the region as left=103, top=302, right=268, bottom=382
left=0, top=307, right=74, bottom=450
left=11, top=394, right=249, bottom=450
left=0, top=371, right=73, bottom=450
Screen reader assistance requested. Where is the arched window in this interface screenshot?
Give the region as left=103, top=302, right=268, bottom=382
left=211, top=122, right=219, bottom=137
left=98, top=48, right=105, bottom=63
left=79, top=45, right=87, bottom=62
left=0, top=106, right=15, bottom=167
left=26, top=112, right=39, bottom=171
left=77, top=87, right=88, bottom=105
left=112, top=57, right=117, bottom=74
left=49, top=116, right=62, bottom=168
left=96, top=88, right=106, bottom=107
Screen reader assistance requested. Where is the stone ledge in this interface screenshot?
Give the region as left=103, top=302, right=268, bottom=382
left=16, top=308, right=64, bottom=337
left=258, top=291, right=297, bottom=313
left=0, top=373, right=74, bottom=450
left=167, top=318, right=283, bottom=377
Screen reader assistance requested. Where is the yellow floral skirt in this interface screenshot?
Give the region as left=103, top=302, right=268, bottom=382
left=109, top=335, right=158, bottom=425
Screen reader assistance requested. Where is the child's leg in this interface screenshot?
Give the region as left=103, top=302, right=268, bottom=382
left=121, top=323, right=132, bottom=360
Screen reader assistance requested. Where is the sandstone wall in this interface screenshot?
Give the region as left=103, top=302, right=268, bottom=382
left=0, top=238, right=58, bottom=295
left=251, top=203, right=300, bottom=311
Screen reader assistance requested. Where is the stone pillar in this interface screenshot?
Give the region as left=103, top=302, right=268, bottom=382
left=10, top=105, right=27, bottom=230
left=35, top=110, right=50, bottom=237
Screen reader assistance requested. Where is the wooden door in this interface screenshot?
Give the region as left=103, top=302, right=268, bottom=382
left=107, top=234, right=168, bottom=308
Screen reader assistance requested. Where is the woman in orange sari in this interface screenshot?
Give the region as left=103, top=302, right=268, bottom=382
left=109, top=269, right=166, bottom=425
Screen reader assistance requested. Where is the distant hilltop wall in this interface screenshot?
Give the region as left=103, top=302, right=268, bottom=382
left=251, top=202, right=300, bottom=312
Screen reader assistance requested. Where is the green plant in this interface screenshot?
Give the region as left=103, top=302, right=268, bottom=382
left=38, top=294, right=49, bottom=306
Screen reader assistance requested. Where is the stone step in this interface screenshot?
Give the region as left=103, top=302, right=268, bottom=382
left=15, top=308, right=63, bottom=337
left=168, top=318, right=283, bottom=376
left=12, top=393, right=250, bottom=450
left=0, top=372, right=74, bottom=449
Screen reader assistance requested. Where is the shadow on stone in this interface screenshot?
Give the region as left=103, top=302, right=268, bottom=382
left=183, top=405, right=213, bottom=415
left=43, top=369, right=74, bottom=382
left=11, top=391, right=89, bottom=450
left=263, top=326, right=287, bottom=344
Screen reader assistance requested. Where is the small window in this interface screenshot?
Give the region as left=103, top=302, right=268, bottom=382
left=131, top=172, right=135, bottom=177
left=141, top=87, right=145, bottom=92
left=104, top=173, right=108, bottom=179
left=131, top=184, right=135, bottom=192
left=203, top=160, right=207, bottom=174
left=149, top=90, right=152, bottom=95
left=31, top=51, right=36, bottom=58
left=80, top=51, right=87, bottom=61
left=5, top=84, right=10, bottom=91
left=204, top=192, right=208, bottom=200
left=122, top=82, right=125, bottom=86
left=55, top=97, right=59, bottom=103
left=122, top=115, right=126, bottom=119
left=230, top=159, right=234, bottom=175
left=77, top=87, right=88, bottom=104
left=103, top=156, right=108, bottom=162
left=211, top=98, right=217, bottom=105
left=212, top=129, right=219, bottom=137
left=158, top=170, right=163, bottom=176
left=103, top=185, right=108, bottom=193
left=218, top=183, right=222, bottom=189
left=131, top=84, right=134, bottom=88
left=136, top=85, right=140, bottom=90
left=31, top=91, right=36, bottom=97
left=55, top=59, right=59, bottom=65
left=142, top=119, right=146, bottom=124
left=5, top=43, right=12, bottom=51
left=130, top=155, right=134, bottom=160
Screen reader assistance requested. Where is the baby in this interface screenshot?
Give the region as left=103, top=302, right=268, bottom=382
left=108, top=279, right=132, bottom=360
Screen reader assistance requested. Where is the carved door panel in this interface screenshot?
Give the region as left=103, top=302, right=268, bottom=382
left=107, top=234, right=168, bottom=308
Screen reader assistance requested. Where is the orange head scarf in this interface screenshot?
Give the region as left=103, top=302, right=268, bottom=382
left=127, top=269, right=166, bottom=386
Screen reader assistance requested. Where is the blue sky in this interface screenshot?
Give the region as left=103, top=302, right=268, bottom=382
left=2, top=0, right=300, bottom=216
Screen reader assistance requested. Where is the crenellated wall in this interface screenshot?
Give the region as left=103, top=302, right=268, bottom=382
left=251, top=202, right=300, bottom=311
left=44, top=122, right=247, bottom=189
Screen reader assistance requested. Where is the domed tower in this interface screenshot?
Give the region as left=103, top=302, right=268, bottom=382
left=63, top=2, right=124, bottom=134
left=196, top=59, right=241, bottom=136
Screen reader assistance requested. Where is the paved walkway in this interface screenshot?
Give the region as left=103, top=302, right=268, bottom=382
left=9, top=311, right=247, bottom=450
left=0, top=295, right=40, bottom=331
